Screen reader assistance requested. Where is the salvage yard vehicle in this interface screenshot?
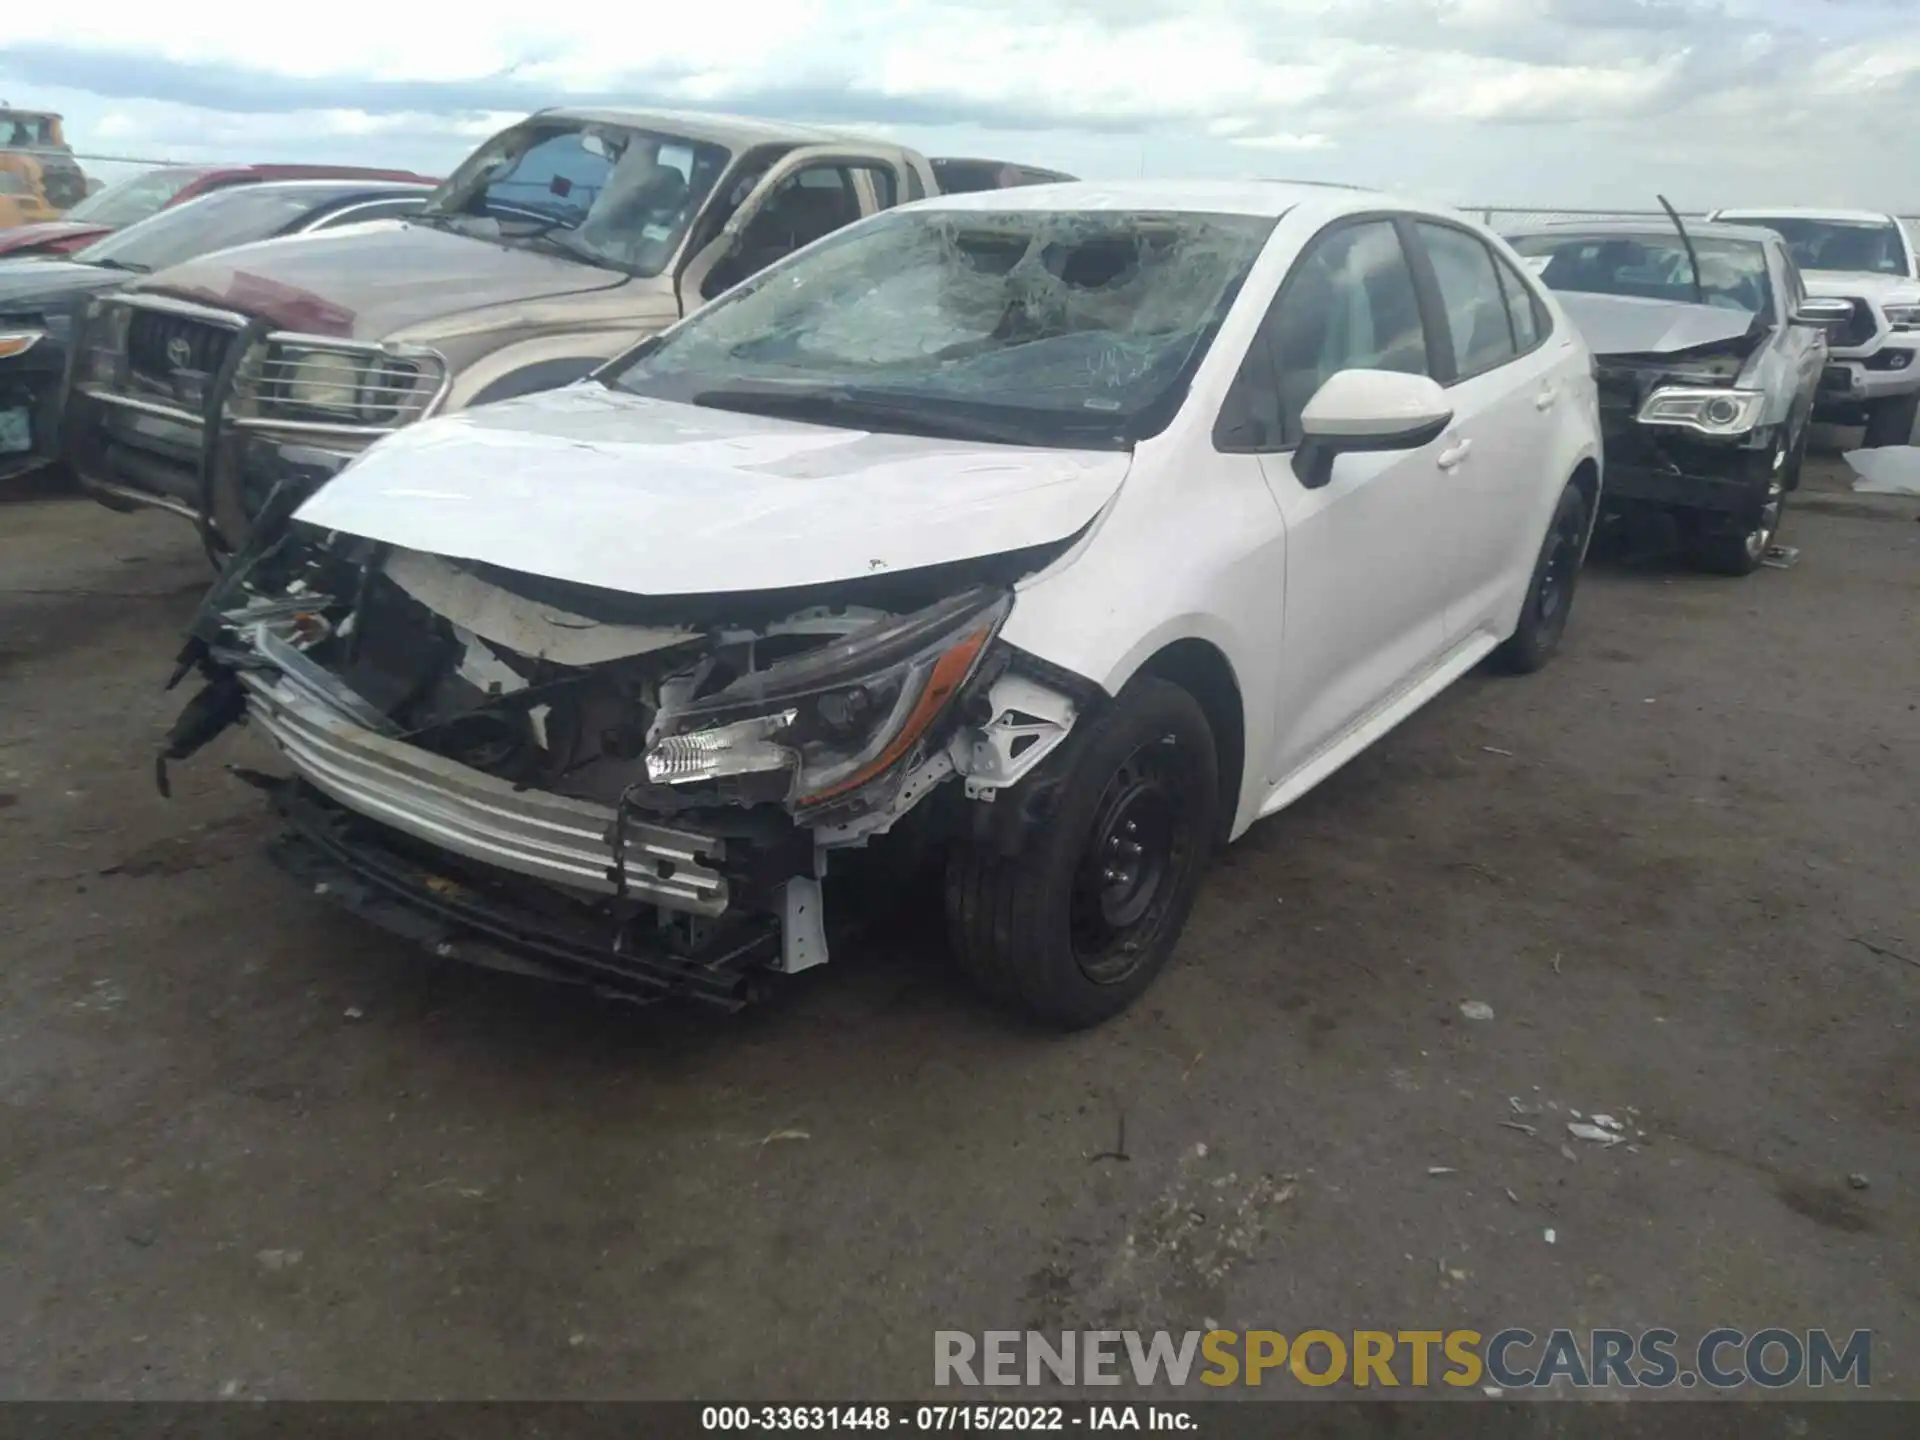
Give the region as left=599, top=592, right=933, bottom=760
left=0, top=162, right=441, bottom=259
left=0, top=106, right=87, bottom=217
left=1708, top=208, right=1920, bottom=447
left=1509, top=218, right=1847, bottom=575
left=64, top=106, right=1072, bottom=554
left=155, top=181, right=1601, bottom=1028
left=1, top=179, right=434, bottom=484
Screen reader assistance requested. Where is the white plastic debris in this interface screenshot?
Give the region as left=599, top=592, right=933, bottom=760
left=1569, top=1122, right=1625, bottom=1147
left=1844, top=446, right=1920, bottom=495
left=1459, top=1000, right=1496, bottom=1022
left=1592, top=1114, right=1625, bottom=1131
left=1428, top=1166, right=1457, bottom=1177
left=1544, top=1228, right=1557, bottom=1245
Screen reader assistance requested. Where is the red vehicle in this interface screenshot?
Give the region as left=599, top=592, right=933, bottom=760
left=0, top=162, right=440, bottom=257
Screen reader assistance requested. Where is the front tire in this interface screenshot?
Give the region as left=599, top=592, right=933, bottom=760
left=1684, top=433, right=1787, bottom=577
left=944, top=676, right=1218, bottom=1029
left=1492, top=479, right=1588, bottom=675
left=1863, top=391, right=1919, bottom=449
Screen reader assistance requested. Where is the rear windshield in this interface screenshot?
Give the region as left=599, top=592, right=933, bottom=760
left=608, top=207, right=1276, bottom=449
left=1510, top=232, right=1774, bottom=317
left=1717, top=216, right=1912, bottom=278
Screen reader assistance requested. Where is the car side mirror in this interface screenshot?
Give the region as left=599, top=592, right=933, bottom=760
left=1792, top=297, right=1854, bottom=329
left=1292, top=369, right=1454, bottom=490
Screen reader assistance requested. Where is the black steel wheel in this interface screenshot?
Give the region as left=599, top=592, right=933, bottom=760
left=1492, top=479, right=1588, bottom=675
left=946, top=675, right=1218, bottom=1028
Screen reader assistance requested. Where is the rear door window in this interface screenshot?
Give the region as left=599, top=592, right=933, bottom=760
left=1415, top=221, right=1519, bottom=378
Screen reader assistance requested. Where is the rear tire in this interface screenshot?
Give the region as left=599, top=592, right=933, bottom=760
left=1863, top=391, right=1919, bottom=448
left=1491, top=480, right=1587, bottom=675
left=944, top=676, right=1218, bottom=1029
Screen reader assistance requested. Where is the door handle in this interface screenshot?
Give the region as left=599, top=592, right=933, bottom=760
left=1534, top=386, right=1557, bottom=411
left=1437, top=437, right=1473, bottom=470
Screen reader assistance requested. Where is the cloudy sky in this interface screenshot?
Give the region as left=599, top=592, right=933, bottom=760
left=3, top=0, right=1916, bottom=209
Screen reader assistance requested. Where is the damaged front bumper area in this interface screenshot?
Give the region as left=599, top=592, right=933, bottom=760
left=158, top=517, right=1082, bottom=1007
left=1593, top=363, right=1781, bottom=517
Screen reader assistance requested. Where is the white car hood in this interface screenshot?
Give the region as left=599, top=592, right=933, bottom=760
left=293, top=383, right=1132, bottom=596
left=1801, top=270, right=1920, bottom=306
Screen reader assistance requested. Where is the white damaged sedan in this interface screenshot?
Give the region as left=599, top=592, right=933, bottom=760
left=160, top=180, right=1603, bottom=1028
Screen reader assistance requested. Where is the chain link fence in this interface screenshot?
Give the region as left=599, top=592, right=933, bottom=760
left=9, top=145, right=1920, bottom=245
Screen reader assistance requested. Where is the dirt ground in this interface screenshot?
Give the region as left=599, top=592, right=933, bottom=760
left=1, top=445, right=1914, bottom=1402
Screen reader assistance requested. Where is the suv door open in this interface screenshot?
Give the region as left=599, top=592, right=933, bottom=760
left=676, top=145, right=913, bottom=312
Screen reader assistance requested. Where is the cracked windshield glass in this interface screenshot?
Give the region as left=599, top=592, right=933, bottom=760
left=610, top=207, right=1275, bottom=446
left=419, top=119, right=730, bottom=276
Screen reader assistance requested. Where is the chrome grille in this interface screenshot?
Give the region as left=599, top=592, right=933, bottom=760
left=126, top=307, right=236, bottom=401
left=1832, top=298, right=1877, bottom=350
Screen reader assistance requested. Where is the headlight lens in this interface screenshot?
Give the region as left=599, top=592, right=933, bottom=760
left=1637, top=387, right=1766, bottom=436
left=245, top=340, right=444, bottom=429
left=0, top=329, right=42, bottom=360
left=1882, top=303, right=1920, bottom=332
left=647, top=587, right=1012, bottom=811
left=73, top=298, right=131, bottom=388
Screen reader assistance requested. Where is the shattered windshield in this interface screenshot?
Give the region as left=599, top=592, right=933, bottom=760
left=420, top=120, right=731, bottom=278
left=608, top=207, right=1276, bottom=449
left=1511, top=233, right=1774, bottom=317
left=1717, top=216, right=1911, bottom=277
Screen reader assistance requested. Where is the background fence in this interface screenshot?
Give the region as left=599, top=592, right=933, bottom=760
left=9, top=146, right=1920, bottom=245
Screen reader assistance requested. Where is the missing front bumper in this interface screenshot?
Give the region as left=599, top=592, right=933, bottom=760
left=269, top=783, right=779, bottom=1008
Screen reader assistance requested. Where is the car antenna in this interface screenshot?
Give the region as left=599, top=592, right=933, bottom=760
left=1657, top=193, right=1706, bottom=306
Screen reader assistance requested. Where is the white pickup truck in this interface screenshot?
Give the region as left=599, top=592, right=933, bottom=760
left=1710, top=208, right=1920, bottom=446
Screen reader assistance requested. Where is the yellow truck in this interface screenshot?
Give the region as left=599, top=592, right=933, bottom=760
left=0, top=106, right=87, bottom=226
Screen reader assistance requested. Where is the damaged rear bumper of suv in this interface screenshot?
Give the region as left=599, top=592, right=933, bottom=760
left=157, top=507, right=1084, bottom=1007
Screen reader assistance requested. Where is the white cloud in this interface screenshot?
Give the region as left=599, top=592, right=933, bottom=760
left=2, top=0, right=1917, bottom=206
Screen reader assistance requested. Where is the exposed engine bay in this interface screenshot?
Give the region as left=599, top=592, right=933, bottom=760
left=157, top=508, right=1087, bottom=1006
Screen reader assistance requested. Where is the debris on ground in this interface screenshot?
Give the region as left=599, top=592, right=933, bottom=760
left=1569, top=1123, right=1624, bottom=1147
left=1505, top=1188, right=1520, bottom=1205
left=1428, top=1166, right=1457, bottom=1177
left=1498, top=1121, right=1537, bottom=1137
left=1481, top=746, right=1515, bottom=757
left=342, top=1007, right=365, bottom=1021
left=256, top=1248, right=303, bottom=1271
left=1761, top=544, right=1800, bottom=570
left=1544, top=1228, right=1557, bottom=1245
left=1459, top=1000, right=1496, bottom=1022
left=1848, top=1174, right=1870, bottom=1191
left=1843, top=446, right=1920, bottom=496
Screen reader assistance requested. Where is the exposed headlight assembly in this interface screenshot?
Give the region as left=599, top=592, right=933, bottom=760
left=646, top=587, right=1012, bottom=812
left=1637, top=387, right=1766, bottom=436
left=1881, top=303, right=1920, bottom=332
left=0, top=329, right=42, bottom=360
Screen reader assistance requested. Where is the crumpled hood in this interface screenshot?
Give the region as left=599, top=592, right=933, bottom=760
left=293, top=383, right=1131, bottom=596
left=1800, top=270, right=1920, bottom=307
left=1555, top=291, right=1763, bottom=359
left=129, top=221, right=630, bottom=341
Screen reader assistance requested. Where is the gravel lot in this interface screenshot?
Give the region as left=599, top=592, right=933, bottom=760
left=1, top=447, right=1915, bottom=1401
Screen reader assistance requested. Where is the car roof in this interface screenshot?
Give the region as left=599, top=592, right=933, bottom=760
left=1711, top=207, right=1898, bottom=225
left=904, top=177, right=1437, bottom=219
left=1507, top=219, right=1775, bottom=245
left=195, top=178, right=434, bottom=200
left=533, top=106, right=861, bottom=150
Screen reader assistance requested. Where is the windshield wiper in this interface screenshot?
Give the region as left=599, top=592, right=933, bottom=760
left=688, top=385, right=1097, bottom=448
